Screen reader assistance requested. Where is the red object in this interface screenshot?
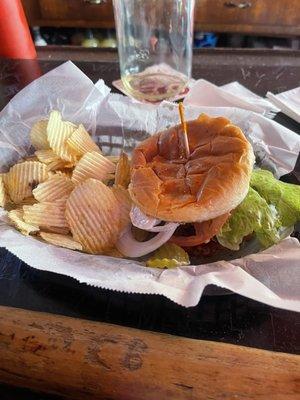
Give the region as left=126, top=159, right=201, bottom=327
left=0, top=0, right=36, bottom=59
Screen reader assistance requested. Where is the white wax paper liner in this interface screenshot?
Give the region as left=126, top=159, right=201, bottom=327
left=0, top=61, right=300, bottom=311
left=0, top=218, right=299, bottom=311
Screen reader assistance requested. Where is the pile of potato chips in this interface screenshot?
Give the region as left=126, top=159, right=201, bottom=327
left=0, top=110, right=131, bottom=255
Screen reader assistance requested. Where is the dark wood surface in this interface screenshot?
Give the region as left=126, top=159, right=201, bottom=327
left=0, top=383, right=61, bottom=400
left=195, top=0, right=300, bottom=37
left=22, top=0, right=300, bottom=37
left=0, top=48, right=299, bottom=398
left=3, top=47, right=300, bottom=100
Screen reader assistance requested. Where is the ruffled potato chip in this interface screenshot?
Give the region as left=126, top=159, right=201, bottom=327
left=8, top=208, right=39, bottom=235
left=0, top=174, right=9, bottom=208
left=20, top=155, right=39, bottom=162
left=39, top=231, right=82, bottom=251
left=111, top=186, right=132, bottom=231
left=106, top=155, right=122, bottom=164
left=71, top=151, right=115, bottom=185
left=6, top=161, right=49, bottom=204
left=40, top=226, right=70, bottom=235
left=65, top=178, right=121, bottom=254
left=35, top=149, right=74, bottom=171
left=47, top=111, right=77, bottom=164
left=6, top=196, right=38, bottom=212
left=35, top=149, right=60, bottom=164
left=47, top=159, right=74, bottom=172
left=66, top=124, right=100, bottom=157
left=55, top=170, right=73, bottom=179
left=18, top=197, right=38, bottom=206
left=32, top=174, right=74, bottom=202
left=114, top=152, right=131, bottom=188
left=30, top=120, right=49, bottom=150
left=23, top=201, right=69, bottom=230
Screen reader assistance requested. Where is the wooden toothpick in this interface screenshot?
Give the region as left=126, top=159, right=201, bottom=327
left=178, top=102, right=190, bottom=158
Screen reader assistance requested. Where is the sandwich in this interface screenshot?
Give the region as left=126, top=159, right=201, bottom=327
left=116, top=113, right=300, bottom=265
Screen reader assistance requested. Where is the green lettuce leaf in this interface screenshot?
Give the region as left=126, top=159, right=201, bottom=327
left=217, top=187, right=281, bottom=250
left=217, top=169, right=300, bottom=250
left=250, top=169, right=300, bottom=227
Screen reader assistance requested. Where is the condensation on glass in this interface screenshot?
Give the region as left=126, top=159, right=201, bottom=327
left=113, top=0, right=195, bottom=102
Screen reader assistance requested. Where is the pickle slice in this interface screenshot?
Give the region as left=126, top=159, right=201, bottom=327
left=146, top=243, right=190, bottom=269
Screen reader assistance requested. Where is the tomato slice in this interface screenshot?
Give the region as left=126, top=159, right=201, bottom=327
left=170, top=213, right=230, bottom=247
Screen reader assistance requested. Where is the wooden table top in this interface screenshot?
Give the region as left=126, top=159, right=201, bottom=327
left=0, top=48, right=299, bottom=399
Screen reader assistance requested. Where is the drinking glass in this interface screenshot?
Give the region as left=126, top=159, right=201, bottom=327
left=113, top=0, right=195, bottom=102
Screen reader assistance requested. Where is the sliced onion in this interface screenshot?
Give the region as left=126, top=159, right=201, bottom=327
left=130, top=205, right=161, bottom=230
left=116, top=223, right=179, bottom=258
left=146, top=224, right=178, bottom=232
left=130, top=205, right=178, bottom=232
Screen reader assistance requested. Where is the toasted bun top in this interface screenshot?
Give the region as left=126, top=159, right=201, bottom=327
left=129, top=114, right=255, bottom=223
